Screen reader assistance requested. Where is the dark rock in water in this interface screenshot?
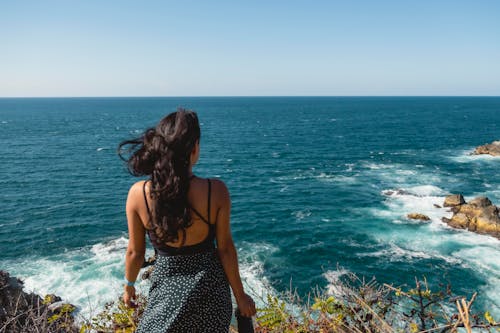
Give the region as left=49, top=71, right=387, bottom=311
left=396, top=189, right=411, bottom=196
left=443, top=194, right=465, bottom=207
left=433, top=204, right=442, bottom=208
left=142, top=254, right=156, bottom=268
left=441, top=195, right=500, bottom=239
left=383, top=189, right=414, bottom=197
left=472, top=140, right=500, bottom=156
left=141, top=254, right=157, bottom=280
left=0, top=270, right=78, bottom=332
left=407, top=213, right=431, bottom=221
left=142, top=265, right=155, bottom=280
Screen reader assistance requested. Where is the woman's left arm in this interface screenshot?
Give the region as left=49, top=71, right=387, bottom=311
left=123, top=182, right=146, bottom=307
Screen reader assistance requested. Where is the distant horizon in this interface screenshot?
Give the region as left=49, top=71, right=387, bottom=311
left=1, top=95, right=500, bottom=99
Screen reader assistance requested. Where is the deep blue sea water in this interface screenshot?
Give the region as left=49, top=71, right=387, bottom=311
left=0, top=97, right=499, bottom=318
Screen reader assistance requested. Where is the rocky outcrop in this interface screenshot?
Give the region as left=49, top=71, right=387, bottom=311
left=0, top=270, right=77, bottom=332
left=142, top=254, right=157, bottom=280
left=472, top=141, right=500, bottom=156
left=407, top=213, right=431, bottom=221
left=443, top=194, right=465, bottom=207
left=441, top=195, right=500, bottom=239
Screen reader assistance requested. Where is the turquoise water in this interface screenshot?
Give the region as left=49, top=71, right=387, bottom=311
left=0, top=97, right=499, bottom=317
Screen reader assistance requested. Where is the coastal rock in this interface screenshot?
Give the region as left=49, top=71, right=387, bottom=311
left=407, top=213, right=431, bottom=221
left=141, top=254, right=157, bottom=280
left=44, top=293, right=62, bottom=303
left=383, top=189, right=411, bottom=196
left=443, top=194, right=465, bottom=207
left=142, top=254, right=157, bottom=268
left=0, top=271, right=39, bottom=321
left=468, top=196, right=492, bottom=208
left=441, top=195, right=500, bottom=239
left=472, top=140, right=500, bottom=156
left=142, top=265, right=155, bottom=280
left=0, top=270, right=78, bottom=332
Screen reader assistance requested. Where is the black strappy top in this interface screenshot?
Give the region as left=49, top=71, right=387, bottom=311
left=143, top=179, right=216, bottom=256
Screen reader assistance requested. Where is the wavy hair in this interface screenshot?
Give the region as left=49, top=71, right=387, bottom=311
left=118, top=108, right=201, bottom=244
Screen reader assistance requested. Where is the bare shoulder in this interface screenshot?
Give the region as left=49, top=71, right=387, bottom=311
left=129, top=180, right=147, bottom=195
left=208, top=178, right=230, bottom=204
left=127, top=180, right=148, bottom=207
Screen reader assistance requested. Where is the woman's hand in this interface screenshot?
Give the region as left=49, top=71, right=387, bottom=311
left=236, top=293, right=256, bottom=317
left=123, top=285, right=136, bottom=308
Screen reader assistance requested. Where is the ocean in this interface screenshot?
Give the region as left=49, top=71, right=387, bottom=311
left=0, top=97, right=499, bottom=319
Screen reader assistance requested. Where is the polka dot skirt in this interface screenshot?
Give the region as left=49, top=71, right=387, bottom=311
left=136, top=249, right=232, bottom=333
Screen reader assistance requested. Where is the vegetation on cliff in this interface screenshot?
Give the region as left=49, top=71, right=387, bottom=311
left=2, top=269, right=498, bottom=333
left=0, top=271, right=77, bottom=333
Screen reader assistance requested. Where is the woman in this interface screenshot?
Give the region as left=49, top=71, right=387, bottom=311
left=118, top=109, right=256, bottom=332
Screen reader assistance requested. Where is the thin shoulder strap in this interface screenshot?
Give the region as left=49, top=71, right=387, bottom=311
left=143, top=181, right=159, bottom=256
left=207, top=179, right=212, bottom=224
left=143, top=180, right=154, bottom=224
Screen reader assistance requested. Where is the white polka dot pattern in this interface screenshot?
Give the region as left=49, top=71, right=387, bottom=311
left=136, top=249, right=232, bottom=332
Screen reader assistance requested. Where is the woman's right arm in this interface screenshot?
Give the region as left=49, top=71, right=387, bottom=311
left=214, top=180, right=256, bottom=317
left=123, top=182, right=146, bottom=307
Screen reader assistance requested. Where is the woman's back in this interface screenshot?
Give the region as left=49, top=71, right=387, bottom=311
left=141, top=176, right=221, bottom=248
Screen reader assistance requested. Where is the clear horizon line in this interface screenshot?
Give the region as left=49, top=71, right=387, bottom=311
left=1, top=95, right=500, bottom=99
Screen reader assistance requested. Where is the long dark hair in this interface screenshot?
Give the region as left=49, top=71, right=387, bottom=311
left=118, top=108, right=201, bottom=244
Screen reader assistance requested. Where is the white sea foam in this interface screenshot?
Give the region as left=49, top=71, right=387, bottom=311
left=0, top=237, right=149, bottom=320
left=404, top=185, right=446, bottom=197
left=315, top=172, right=358, bottom=184
left=292, top=210, right=312, bottom=219
left=364, top=162, right=394, bottom=170
left=323, top=268, right=350, bottom=297
left=239, top=260, right=274, bottom=303
left=90, top=237, right=129, bottom=263
left=362, top=242, right=461, bottom=264
left=372, top=184, right=500, bottom=315
left=379, top=185, right=451, bottom=224
left=237, top=242, right=279, bottom=304
left=344, top=163, right=355, bottom=172
left=362, top=162, right=444, bottom=186
left=449, top=149, right=500, bottom=163
left=271, top=170, right=359, bottom=185
left=279, top=185, right=289, bottom=192
left=479, top=275, right=500, bottom=316
left=452, top=246, right=500, bottom=315
left=1, top=238, right=278, bottom=320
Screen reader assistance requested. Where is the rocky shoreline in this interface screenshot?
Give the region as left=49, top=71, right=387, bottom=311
left=442, top=195, right=500, bottom=239
left=407, top=194, right=500, bottom=239
left=472, top=140, right=500, bottom=156
left=0, top=270, right=78, bottom=332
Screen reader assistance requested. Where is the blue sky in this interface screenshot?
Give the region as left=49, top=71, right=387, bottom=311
left=1, top=1, right=499, bottom=96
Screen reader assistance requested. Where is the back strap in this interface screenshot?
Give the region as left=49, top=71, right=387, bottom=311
left=143, top=180, right=153, bottom=225
left=207, top=179, right=211, bottom=224
left=189, top=179, right=212, bottom=226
